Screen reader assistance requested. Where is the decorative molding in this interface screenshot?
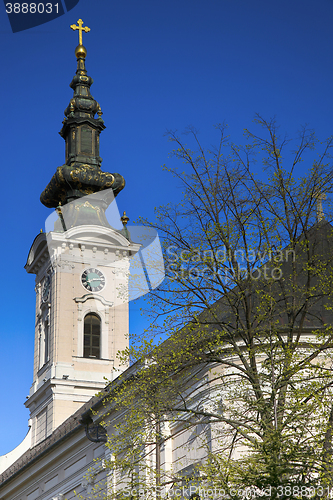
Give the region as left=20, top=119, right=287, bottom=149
left=112, top=268, right=128, bottom=278
left=75, top=294, right=113, bottom=358
left=77, top=302, right=83, bottom=321
left=56, top=260, right=75, bottom=270
left=74, top=294, right=113, bottom=307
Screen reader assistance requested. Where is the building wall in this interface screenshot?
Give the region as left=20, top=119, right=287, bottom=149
left=0, top=424, right=107, bottom=500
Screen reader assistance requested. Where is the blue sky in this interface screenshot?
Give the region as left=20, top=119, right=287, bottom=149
left=1, top=0, right=333, bottom=454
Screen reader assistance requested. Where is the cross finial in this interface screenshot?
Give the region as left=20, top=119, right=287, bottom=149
left=70, top=19, right=90, bottom=46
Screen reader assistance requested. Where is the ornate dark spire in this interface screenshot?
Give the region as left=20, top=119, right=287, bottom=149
left=40, top=20, right=125, bottom=220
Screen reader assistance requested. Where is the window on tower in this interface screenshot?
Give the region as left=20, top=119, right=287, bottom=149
left=44, top=320, right=49, bottom=363
left=84, top=313, right=101, bottom=358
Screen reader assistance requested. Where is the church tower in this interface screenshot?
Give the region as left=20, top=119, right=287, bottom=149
left=24, top=21, right=140, bottom=447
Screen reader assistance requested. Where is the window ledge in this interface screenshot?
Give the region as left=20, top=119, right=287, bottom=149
left=37, top=362, right=50, bottom=377
left=72, top=356, right=113, bottom=365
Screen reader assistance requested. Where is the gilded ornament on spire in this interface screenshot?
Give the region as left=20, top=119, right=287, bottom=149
left=121, top=211, right=130, bottom=226
left=70, top=19, right=90, bottom=58
left=70, top=19, right=90, bottom=46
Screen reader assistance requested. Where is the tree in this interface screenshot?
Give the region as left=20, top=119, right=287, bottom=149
left=90, top=116, right=333, bottom=500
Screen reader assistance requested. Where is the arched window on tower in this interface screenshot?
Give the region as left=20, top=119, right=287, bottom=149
left=84, top=313, right=101, bottom=358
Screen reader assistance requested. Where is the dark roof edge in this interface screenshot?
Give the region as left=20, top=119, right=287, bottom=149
left=0, top=360, right=141, bottom=487
left=0, top=422, right=81, bottom=488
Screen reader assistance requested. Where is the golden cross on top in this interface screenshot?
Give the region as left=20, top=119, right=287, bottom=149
left=70, top=19, right=90, bottom=46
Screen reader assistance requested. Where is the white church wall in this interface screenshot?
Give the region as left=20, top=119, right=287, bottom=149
left=0, top=427, right=32, bottom=475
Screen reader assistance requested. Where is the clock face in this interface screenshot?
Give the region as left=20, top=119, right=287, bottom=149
left=81, top=268, right=106, bottom=292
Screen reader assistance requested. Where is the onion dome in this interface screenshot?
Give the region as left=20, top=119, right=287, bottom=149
left=40, top=20, right=125, bottom=217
